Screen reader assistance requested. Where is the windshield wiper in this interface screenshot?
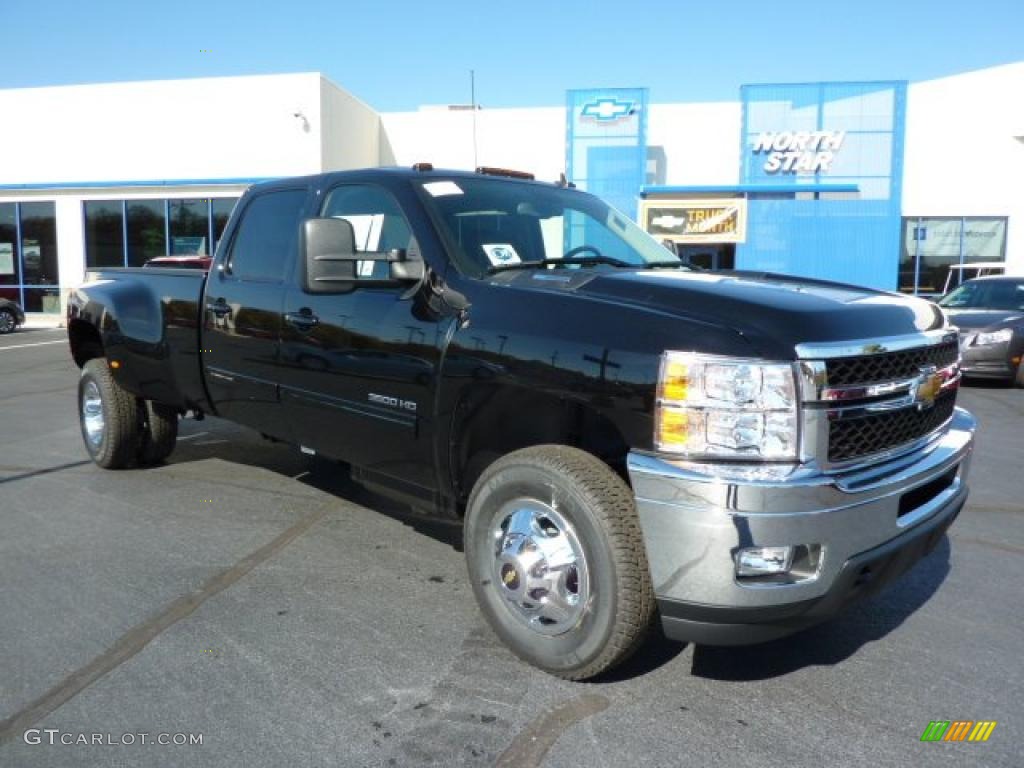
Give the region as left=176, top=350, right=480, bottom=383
left=487, top=256, right=634, bottom=274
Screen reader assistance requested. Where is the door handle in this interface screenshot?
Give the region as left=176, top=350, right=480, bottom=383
left=210, top=299, right=231, bottom=318
left=285, top=310, right=320, bottom=330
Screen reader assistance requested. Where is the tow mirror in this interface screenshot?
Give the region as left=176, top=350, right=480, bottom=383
left=302, top=217, right=425, bottom=293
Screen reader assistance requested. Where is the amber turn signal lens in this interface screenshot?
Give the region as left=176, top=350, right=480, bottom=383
left=657, top=408, right=689, bottom=447
left=662, top=360, right=689, bottom=402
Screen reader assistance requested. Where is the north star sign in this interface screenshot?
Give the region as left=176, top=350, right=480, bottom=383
left=581, top=98, right=635, bottom=122
left=752, top=130, right=846, bottom=174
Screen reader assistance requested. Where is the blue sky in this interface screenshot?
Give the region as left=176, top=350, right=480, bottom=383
left=2, top=0, right=1021, bottom=110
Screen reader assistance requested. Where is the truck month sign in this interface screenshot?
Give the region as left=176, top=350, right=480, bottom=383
left=640, top=200, right=746, bottom=243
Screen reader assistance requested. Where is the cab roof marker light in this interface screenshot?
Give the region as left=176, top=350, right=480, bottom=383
left=475, top=166, right=535, bottom=181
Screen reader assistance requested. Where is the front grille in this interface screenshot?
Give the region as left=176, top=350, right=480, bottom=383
left=825, top=340, right=959, bottom=387
left=828, top=389, right=957, bottom=463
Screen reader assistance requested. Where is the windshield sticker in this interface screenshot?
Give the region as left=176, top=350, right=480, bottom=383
left=482, top=243, right=521, bottom=267
left=423, top=181, right=464, bottom=197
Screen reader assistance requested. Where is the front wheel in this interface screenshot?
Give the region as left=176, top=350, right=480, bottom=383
left=464, top=445, right=654, bottom=680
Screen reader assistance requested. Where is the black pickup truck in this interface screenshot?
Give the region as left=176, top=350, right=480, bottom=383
left=68, top=167, right=975, bottom=679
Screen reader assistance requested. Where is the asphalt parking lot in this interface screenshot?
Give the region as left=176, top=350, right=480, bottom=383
left=1, top=328, right=1021, bottom=768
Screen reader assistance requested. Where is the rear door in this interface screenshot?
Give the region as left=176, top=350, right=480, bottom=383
left=201, top=186, right=310, bottom=438
left=278, top=182, right=442, bottom=495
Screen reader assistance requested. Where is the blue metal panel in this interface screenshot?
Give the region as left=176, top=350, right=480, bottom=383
left=566, top=88, right=648, bottom=218
left=737, top=81, right=907, bottom=290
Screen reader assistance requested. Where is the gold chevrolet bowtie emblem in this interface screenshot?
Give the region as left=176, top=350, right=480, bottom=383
left=914, top=366, right=942, bottom=410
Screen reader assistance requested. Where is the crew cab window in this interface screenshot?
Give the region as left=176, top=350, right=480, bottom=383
left=227, top=189, right=307, bottom=281
left=321, top=185, right=415, bottom=280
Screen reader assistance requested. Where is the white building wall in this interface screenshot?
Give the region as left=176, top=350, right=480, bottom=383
left=903, top=62, right=1024, bottom=275
left=0, top=73, right=327, bottom=185
left=55, top=197, right=86, bottom=293
left=381, top=107, right=566, bottom=180
left=648, top=102, right=742, bottom=186
left=321, top=77, right=383, bottom=172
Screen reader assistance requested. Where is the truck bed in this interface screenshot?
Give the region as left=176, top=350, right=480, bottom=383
left=71, top=267, right=209, bottom=410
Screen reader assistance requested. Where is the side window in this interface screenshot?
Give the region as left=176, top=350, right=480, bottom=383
left=321, top=185, right=416, bottom=280
left=227, top=189, right=307, bottom=281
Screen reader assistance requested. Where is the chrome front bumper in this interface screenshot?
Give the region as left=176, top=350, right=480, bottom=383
left=627, top=407, right=976, bottom=645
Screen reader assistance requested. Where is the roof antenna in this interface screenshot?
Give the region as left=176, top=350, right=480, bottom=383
left=470, top=69, right=479, bottom=168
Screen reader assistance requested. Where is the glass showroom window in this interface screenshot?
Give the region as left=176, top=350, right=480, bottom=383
left=212, top=197, right=238, bottom=252
left=84, top=201, right=125, bottom=269
left=20, top=202, right=60, bottom=312
left=169, top=199, right=209, bottom=255
left=0, top=201, right=59, bottom=312
left=126, top=200, right=167, bottom=267
left=85, top=197, right=241, bottom=267
left=900, top=216, right=1007, bottom=295
left=0, top=203, right=18, bottom=305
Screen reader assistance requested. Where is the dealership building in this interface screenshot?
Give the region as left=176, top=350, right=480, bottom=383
left=0, top=63, right=1021, bottom=316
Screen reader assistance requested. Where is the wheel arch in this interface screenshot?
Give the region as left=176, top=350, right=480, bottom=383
left=449, top=384, right=632, bottom=513
left=68, top=318, right=105, bottom=368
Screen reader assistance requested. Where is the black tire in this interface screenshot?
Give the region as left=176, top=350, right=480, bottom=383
left=138, top=401, right=179, bottom=465
left=464, top=445, right=654, bottom=680
left=0, top=308, right=16, bottom=334
left=78, top=358, right=142, bottom=469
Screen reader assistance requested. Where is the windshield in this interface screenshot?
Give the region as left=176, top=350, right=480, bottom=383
left=418, top=177, right=682, bottom=277
left=938, top=279, right=1024, bottom=310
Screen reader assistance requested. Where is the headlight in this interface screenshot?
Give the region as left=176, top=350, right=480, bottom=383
left=656, top=352, right=799, bottom=460
left=973, top=328, right=1013, bottom=346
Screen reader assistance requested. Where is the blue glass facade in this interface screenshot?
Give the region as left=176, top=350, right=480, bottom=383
left=737, top=82, right=908, bottom=289
left=565, top=88, right=648, bottom=218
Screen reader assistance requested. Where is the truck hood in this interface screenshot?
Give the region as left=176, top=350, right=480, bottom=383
left=499, top=268, right=946, bottom=359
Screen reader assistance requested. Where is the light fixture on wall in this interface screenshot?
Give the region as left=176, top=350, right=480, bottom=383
left=292, top=109, right=310, bottom=133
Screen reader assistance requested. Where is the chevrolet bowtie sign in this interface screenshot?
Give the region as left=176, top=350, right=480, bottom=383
left=581, top=98, right=635, bottom=122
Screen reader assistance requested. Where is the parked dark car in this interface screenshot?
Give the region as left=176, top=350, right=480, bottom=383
left=0, top=298, right=26, bottom=334
left=938, top=276, right=1024, bottom=386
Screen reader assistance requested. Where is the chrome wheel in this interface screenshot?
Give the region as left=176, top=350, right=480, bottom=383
left=491, top=498, right=590, bottom=637
left=0, top=310, right=15, bottom=334
left=82, top=380, right=105, bottom=449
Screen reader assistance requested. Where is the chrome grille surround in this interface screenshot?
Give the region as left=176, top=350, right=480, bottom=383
left=796, top=330, right=962, bottom=470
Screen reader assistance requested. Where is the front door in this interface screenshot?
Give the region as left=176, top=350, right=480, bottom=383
left=278, top=183, right=442, bottom=495
left=202, top=186, right=310, bottom=438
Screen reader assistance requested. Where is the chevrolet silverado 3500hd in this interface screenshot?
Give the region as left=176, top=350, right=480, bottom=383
left=67, top=166, right=974, bottom=679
